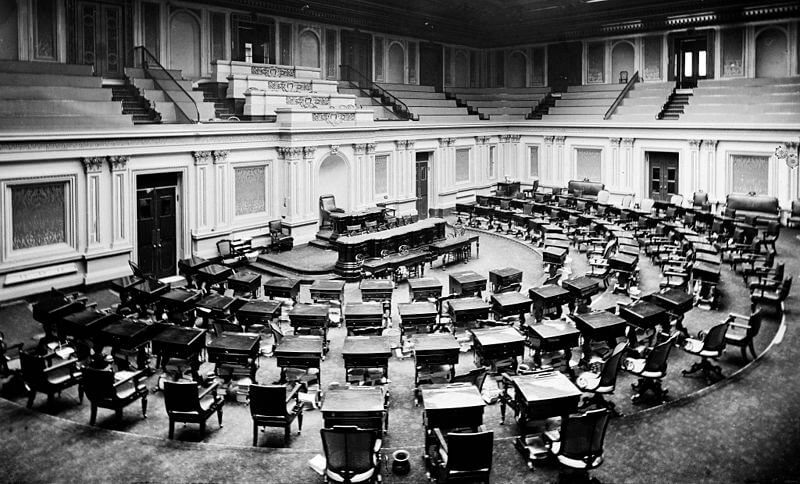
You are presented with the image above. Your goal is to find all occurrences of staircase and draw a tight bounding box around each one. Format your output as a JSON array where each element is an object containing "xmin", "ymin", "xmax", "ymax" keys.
[
  {"xmin": 124, "ymin": 67, "xmax": 216, "ymax": 123},
  {"xmin": 527, "ymin": 92, "xmax": 560, "ymax": 119},
  {"xmin": 195, "ymin": 82, "xmax": 239, "ymax": 120},
  {"xmin": 105, "ymin": 82, "xmax": 161, "ymax": 124},
  {"xmin": 657, "ymin": 88, "xmax": 692, "ymax": 120},
  {"xmin": 337, "ymin": 81, "xmax": 404, "ymax": 121}
]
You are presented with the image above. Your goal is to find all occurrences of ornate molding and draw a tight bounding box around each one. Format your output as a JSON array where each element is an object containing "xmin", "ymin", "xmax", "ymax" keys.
[
  {"xmin": 107, "ymin": 155, "xmax": 129, "ymax": 171},
  {"xmin": 702, "ymin": 139, "xmax": 718, "ymax": 150},
  {"xmin": 329, "ymin": 144, "xmax": 340, "ymax": 155},
  {"xmin": 406, "ymin": 140, "xmax": 415, "ymax": 150},
  {"xmin": 267, "ymin": 80, "xmax": 313, "ymax": 92},
  {"xmin": 366, "ymin": 143, "xmax": 376, "ymax": 155},
  {"xmin": 193, "ymin": 151, "xmax": 213, "ymax": 165},
  {"xmin": 251, "ymin": 65, "xmax": 296, "ymax": 78},
  {"xmin": 438, "ymin": 137, "xmax": 455, "ymax": 147},
  {"xmin": 501, "ymin": 134, "xmax": 521, "ymax": 143},
  {"xmin": 213, "ymin": 150, "xmax": 229, "ymax": 164},
  {"xmin": 544, "ymin": 136, "xmax": 555, "ymax": 144},
  {"xmin": 277, "ymin": 147, "xmax": 303, "ymax": 161},
  {"xmin": 353, "ymin": 143, "xmax": 367, "ymax": 155},
  {"xmin": 302, "ymin": 146, "xmax": 316, "ymax": 159},
  {"xmin": 554, "ymin": 136, "xmax": 566, "ymax": 145},
  {"xmin": 286, "ymin": 95, "xmax": 331, "ymax": 109},
  {"xmin": 609, "ymin": 137, "xmax": 621, "ymax": 146},
  {"xmin": 311, "ymin": 112, "xmax": 355, "ymax": 124},
  {"xmin": 475, "ymin": 136, "xmax": 491, "ymax": 145},
  {"xmin": 82, "ymin": 157, "xmax": 104, "ymax": 174},
  {"xmin": 621, "ymin": 138, "xmax": 635, "ymax": 147},
  {"xmin": 688, "ymin": 139, "xmax": 702, "ymax": 149}
]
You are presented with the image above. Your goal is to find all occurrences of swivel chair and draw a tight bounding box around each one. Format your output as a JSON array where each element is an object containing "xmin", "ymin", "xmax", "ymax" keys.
[
  {"xmin": 543, "ymin": 408, "xmax": 610, "ymax": 481},
  {"xmin": 681, "ymin": 320, "xmax": 730, "ymax": 382},
  {"xmin": 249, "ymin": 383, "xmax": 304, "ymax": 446},
  {"xmin": 320, "ymin": 425, "xmax": 383, "ymax": 484},
  {"xmin": 575, "ymin": 342, "xmax": 627, "ymax": 416},
  {"xmin": 622, "ymin": 332, "xmax": 679, "ymax": 403},
  {"xmin": 427, "ymin": 429, "xmax": 494, "ymax": 483}
]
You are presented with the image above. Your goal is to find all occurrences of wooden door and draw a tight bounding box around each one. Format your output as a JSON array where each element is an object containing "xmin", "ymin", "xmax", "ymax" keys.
[
  {"xmin": 648, "ymin": 153, "xmax": 679, "ymax": 201},
  {"xmin": 233, "ymin": 17, "xmax": 274, "ymax": 64},
  {"xmin": 340, "ymin": 30, "xmax": 372, "ymax": 81},
  {"xmin": 416, "ymin": 161, "xmax": 429, "ymax": 219},
  {"xmin": 547, "ymin": 42, "xmax": 582, "ymax": 92},
  {"xmin": 76, "ymin": 1, "xmax": 124, "ymax": 77},
  {"xmin": 419, "ymin": 43, "xmax": 443, "ymax": 90},
  {"xmin": 676, "ymin": 37, "xmax": 708, "ymax": 88},
  {"xmin": 136, "ymin": 186, "xmax": 177, "ymax": 278}
]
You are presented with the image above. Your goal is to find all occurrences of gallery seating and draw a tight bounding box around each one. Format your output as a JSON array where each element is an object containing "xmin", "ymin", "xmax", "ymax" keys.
[{"xmin": 83, "ymin": 367, "xmax": 149, "ymax": 425}]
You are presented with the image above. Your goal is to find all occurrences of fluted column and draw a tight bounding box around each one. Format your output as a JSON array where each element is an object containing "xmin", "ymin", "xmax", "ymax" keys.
[
  {"xmin": 475, "ymin": 136, "xmax": 490, "ymax": 183},
  {"xmin": 621, "ymin": 138, "xmax": 634, "ymax": 190},
  {"xmin": 607, "ymin": 138, "xmax": 621, "ymax": 189},
  {"xmin": 394, "ymin": 141, "xmax": 406, "ymax": 200},
  {"xmin": 107, "ymin": 156, "xmax": 129, "ymax": 247},
  {"xmin": 543, "ymin": 136, "xmax": 555, "ymax": 184},
  {"xmin": 554, "ymin": 136, "xmax": 566, "ymax": 184},
  {"xmin": 701, "ymin": 139, "xmax": 717, "ymax": 199},
  {"xmin": 688, "ymin": 139, "xmax": 702, "ymax": 197},
  {"xmin": 192, "ymin": 151, "xmax": 212, "ymax": 230},
  {"xmin": 278, "ymin": 147, "xmax": 303, "ymax": 219},
  {"xmin": 212, "ymin": 150, "xmax": 229, "ymax": 227},
  {"xmin": 366, "ymin": 143, "xmax": 376, "ymax": 206},
  {"xmin": 404, "ymin": 141, "xmax": 416, "ymax": 199},
  {"xmin": 82, "ymin": 157, "xmax": 104, "ymax": 247},
  {"xmin": 352, "ymin": 143, "xmax": 367, "ymax": 209},
  {"xmin": 438, "ymin": 138, "xmax": 455, "ymax": 191},
  {"xmin": 302, "ymin": 147, "xmax": 316, "ymax": 217}
]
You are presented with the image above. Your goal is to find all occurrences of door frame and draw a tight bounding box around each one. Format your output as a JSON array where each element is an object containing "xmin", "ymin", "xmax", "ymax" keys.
[
  {"xmin": 415, "ymin": 152, "xmax": 433, "ymax": 219},
  {"xmin": 668, "ymin": 31, "xmax": 713, "ymax": 88},
  {"xmin": 67, "ymin": 0, "xmax": 132, "ymax": 76},
  {"xmin": 132, "ymin": 169, "xmax": 187, "ymax": 277},
  {"xmin": 645, "ymin": 151, "xmax": 680, "ymax": 201}
]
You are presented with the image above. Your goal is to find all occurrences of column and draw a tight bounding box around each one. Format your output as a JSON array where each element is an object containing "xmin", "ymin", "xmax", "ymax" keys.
[
  {"xmin": 278, "ymin": 147, "xmax": 303, "ymax": 219},
  {"xmin": 508, "ymin": 134, "xmax": 522, "ymax": 180},
  {"xmin": 405, "ymin": 140, "xmax": 416, "ymax": 199},
  {"xmin": 438, "ymin": 138, "xmax": 454, "ymax": 193},
  {"xmin": 107, "ymin": 155, "xmax": 129, "ymax": 247},
  {"xmin": 82, "ymin": 157, "xmax": 104, "ymax": 248},
  {"xmin": 554, "ymin": 136, "xmax": 566, "ymax": 184},
  {"xmin": 353, "ymin": 143, "xmax": 367, "ymax": 208},
  {"xmin": 621, "ymin": 138, "xmax": 634, "ymax": 191},
  {"xmin": 213, "ymin": 150, "xmax": 229, "ymax": 227},
  {"xmin": 302, "ymin": 147, "xmax": 316, "ymax": 217},
  {"xmin": 394, "ymin": 141, "xmax": 406, "ymax": 200},
  {"xmin": 192, "ymin": 151, "xmax": 213, "ymax": 230},
  {"xmin": 366, "ymin": 143, "xmax": 376, "ymax": 206},
  {"xmin": 688, "ymin": 139, "xmax": 702, "ymax": 197},
  {"xmin": 475, "ymin": 136, "xmax": 490, "ymax": 183},
  {"xmin": 543, "ymin": 136, "xmax": 555, "ymax": 184},
  {"xmin": 701, "ymin": 139, "xmax": 717, "ymax": 198},
  {"xmin": 608, "ymin": 138, "xmax": 621, "ymax": 189}
]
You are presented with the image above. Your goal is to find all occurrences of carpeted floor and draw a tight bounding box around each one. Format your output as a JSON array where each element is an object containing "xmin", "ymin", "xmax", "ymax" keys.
[
  {"xmin": 1, "ymin": 224, "xmax": 798, "ymax": 483},
  {"xmin": 257, "ymin": 244, "xmax": 338, "ymax": 273}
]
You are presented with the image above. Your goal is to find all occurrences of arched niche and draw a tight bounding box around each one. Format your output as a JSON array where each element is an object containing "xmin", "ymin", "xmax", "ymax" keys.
[
  {"xmin": 318, "ymin": 154, "xmax": 350, "ymax": 211},
  {"xmin": 169, "ymin": 10, "xmax": 201, "ymax": 79},
  {"xmin": 454, "ymin": 51, "xmax": 469, "ymax": 87},
  {"xmin": 611, "ymin": 41, "xmax": 635, "ymax": 83},
  {"xmin": 387, "ymin": 42, "xmax": 405, "ymax": 83},
  {"xmin": 755, "ymin": 27, "xmax": 788, "ymax": 78},
  {"xmin": 298, "ymin": 30, "xmax": 320, "ymax": 68},
  {"xmin": 507, "ymin": 51, "xmax": 527, "ymax": 87}
]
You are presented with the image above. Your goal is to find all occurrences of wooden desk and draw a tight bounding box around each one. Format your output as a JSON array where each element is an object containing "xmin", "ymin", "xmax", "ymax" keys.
[
  {"xmin": 398, "ymin": 302, "xmax": 438, "ymax": 340},
  {"xmin": 490, "ymin": 292, "xmax": 532, "ymax": 321},
  {"xmin": 343, "ymin": 302, "xmax": 385, "ymax": 335},
  {"xmin": 273, "ymin": 335, "xmax": 324, "ymax": 385},
  {"xmin": 647, "ymin": 288, "xmax": 694, "ymax": 334},
  {"xmin": 226, "ymin": 271, "xmax": 261, "ymax": 298},
  {"xmin": 263, "ymin": 277, "xmax": 301, "ymax": 300},
  {"xmin": 151, "ymin": 324, "xmax": 206, "ymax": 381},
  {"xmin": 429, "ymin": 234, "xmax": 480, "ymax": 267},
  {"xmin": 449, "ymin": 270, "xmax": 487, "ymax": 296},
  {"xmin": 158, "ymin": 288, "xmax": 202, "ymax": 324},
  {"xmin": 195, "ymin": 264, "xmax": 233, "ymax": 291},
  {"xmin": 362, "ymin": 250, "xmax": 428, "ymax": 281},
  {"xmin": 420, "ymin": 383, "xmax": 485, "ymax": 441},
  {"xmin": 128, "ymin": 279, "xmax": 170, "ymax": 307},
  {"xmin": 500, "ymin": 371, "xmax": 581, "ymax": 442},
  {"xmin": 309, "ymin": 280, "xmax": 345, "ymax": 304},
  {"xmin": 694, "ymin": 252, "xmax": 722, "ymax": 265},
  {"xmin": 235, "ymin": 299, "xmax": 282, "ymax": 328},
  {"xmin": 528, "ymin": 285, "xmax": 571, "ymax": 321},
  {"xmin": 413, "ymin": 333, "xmax": 460, "ymax": 385},
  {"xmin": 342, "ymin": 335, "xmax": 393, "ymax": 384},
  {"xmin": 59, "ymin": 309, "xmax": 121, "ymax": 341},
  {"xmin": 489, "ymin": 267, "xmax": 523, "ymax": 292},
  {"xmin": 288, "ymin": 304, "xmax": 330, "ymax": 354},
  {"xmin": 329, "ymin": 207, "xmax": 386, "ymax": 235},
  {"xmin": 359, "ymin": 279, "xmax": 395, "ymax": 302},
  {"xmin": 408, "ymin": 277, "xmax": 443, "ymax": 301},
  {"xmin": 110, "ymin": 275, "xmax": 145, "ymax": 303},
  {"xmin": 521, "ymin": 319, "xmax": 580, "ymax": 371},
  {"xmin": 206, "ymin": 332, "xmax": 260, "ymax": 380},
  {"xmin": 196, "ymin": 293, "xmax": 240, "ymax": 326},
  {"xmin": 542, "ymin": 246, "xmax": 568, "ymax": 267},
  {"xmin": 178, "ymin": 256, "xmax": 210, "ymax": 288},
  {"xmin": 447, "ymin": 297, "xmax": 491, "ymax": 328},
  {"xmin": 571, "ymin": 311, "xmax": 628, "ymax": 360},
  {"xmin": 95, "ymin": 318, "xmax": 160, "ymax": 371},
  {"xmin": 619, "ymin": 300, "xmax": 669, "ymax": 330},
  {"xmin": 692, "ymin": 262, "xmax": 721, "ymax": 282},
  {"xmin": 561, "ymin": 276, "xmax": 601, "ymax": 314},
  {"xmin": 322, "ymin": 387, "xmax": 387, "ymax": 433},
  {"xmin": 470, "ymin": 326, "xmax": 525, "ymax": 373}
]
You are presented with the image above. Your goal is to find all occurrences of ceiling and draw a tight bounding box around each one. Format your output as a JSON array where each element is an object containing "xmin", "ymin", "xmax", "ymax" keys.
[{"xmin": 225, "ymin": 0, "xmax": 798, "ymax": 47}]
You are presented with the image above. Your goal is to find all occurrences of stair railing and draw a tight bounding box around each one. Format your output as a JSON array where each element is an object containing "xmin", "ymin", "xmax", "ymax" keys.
[
  {"xmin": 340, "ymin": 64, "xmax": 416, "ymax": 120},
  {"xmin": 133, "ymin": 46, "xmax": 200, "ymax": 123},
  {"xmin": 604, "ymin": 71, "xmax": 639, "ymax": 120}
]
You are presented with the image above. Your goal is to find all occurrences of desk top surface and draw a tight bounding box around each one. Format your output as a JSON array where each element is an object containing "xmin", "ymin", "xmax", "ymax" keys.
[
  {"xmin": 449, "ymin": 271, "xmax": 486, "ymax": 284},
  {"xmin": 197, "ymin": 264, "xmax": 233, "ymax": 277},
  {"xmin": 263, "ymin": 277, "xmax": 301, "ymax": 289},
  {"xmin": 322, "ymin": 387, "xmax": 385, "ymax": 412},
  {"xmin": 413, "ymin": 333, "xmax": 461, "ymax": 352},
  {"xmin": 62, "ymin": 308, "xmax": 110, "ymax": 326},
  {"xmin": 529, "ymin": 285, "xmax": 570, "ymax": 300},
  {"xmin": 336, "ymin": 218, "xmax": 445, "ymax": 244},
  {"xmin": 561, "ymin": 276, "xmax": 601, "ymax": 293},
  {"xmin": 397, "ymin": 302, "xmax": 438, "ymax": 317},
  {"xmin": 359, "ymin": 279, "xmax": 395, "ymax": 290},
  {"xmin": 491, "ymin": 292, "xmax": 532, "ymax": 307},
  {"xmin": 274, "ymin": 335, "xmax": 324, "ymax": 355},
  {"xmin": 207, "ymin": 332, "xmax": 260, "ymax": 352},
  {"xmin": 430, "ymin": 234, "xmax": 479, "ymax": 250},
  {"xmin": 197, "ymin": 294, "xmax": 237, "ymax": 311},
  {"xmin": 523, "ymin": 320, "xmax": 581, "ymax": 339},
  {"xmin": 448, "ymin": 297, "xmax": 491, "ymax": 312},
  {"xmin": 470, "ymin": 327, "xmax": 525, "ymax": 346},
  {"xmin": 160, "ymin": 288, "xmax": 201, "ymax": 304},
  {"xmin": 344, "ymin": 303, "xmax": 384, "ymax": 316},
  {"xmin": 310, "ymin": 280, "xmax": 345, "ymax": 291},
  {"xmin": 408, "ymin": 278, "xmax": 443, "ymax": 290},
  {"xmin": 289, "ymin": 304, "xmax": 330, "ymax": 317},
  {"xmin": 227, "ymin": 271, "xmax": 261, "ymax": 283},
  {"xmin": 152, "ymin": 325, "xmax": 206, "ymax": 346},
  {"xmin": 178, "ymin": 255, "xmax": 209, "ymax": 271},
  {"xmin": 236, "ymin": 299, "xmax": 282, "ymax": 315},
  {"xmin": 509, "ymin": 371, "xmax": 582, "ymax": 403},
  {"xmin": 609, "ymin": 253, "xmax": 638, "ymax": 266},
  {"xmin": 98, "ymin": 319, "xmax": 152, "ymax": 338},
  {"xmin": 421, "ymin": 384, "xmax": 485, "ymax": 411},
  {"xmin": 330, "ymin": 207, "xmax": 385, "ymax": 219},
  {"xmin": 342, "ymin": 335, "xmax": 394, "ymax": 356},
  {"xmin": 572, "ymin": 311, "xmax": 627, "ymax": 330},
  {"xmin": 620, "ymin": 300, "xmax": 668, "ymax": 321},
  {"xmin": 650, "ymin": 288, "xmax": 693, "ymax": 309},
  {"xmin": 490, "ymin": 267, "xmax": 522, "ymax": 278}
]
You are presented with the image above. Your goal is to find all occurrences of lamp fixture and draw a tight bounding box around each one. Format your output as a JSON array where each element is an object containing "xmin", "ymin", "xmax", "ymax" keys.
[{"xmin": 775, "ymin": 141, "xmax": 799, "ymax": 168}]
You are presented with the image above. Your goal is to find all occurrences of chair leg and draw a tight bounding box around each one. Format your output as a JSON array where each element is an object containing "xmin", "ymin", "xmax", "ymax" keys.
[
  {"xmin": 78, "ymin": 384, "xmax": 84, "ymax": 404},
  {"xmin": 26, "ymin": 390, "xmax": 36, "ymax": 409},
  {"xmin": 168, "ymin": 419, "xmax": 175, "ymax": 439},
  {"xmin": 90, "ymin": 405, "xmax": 98, "ymax": 425},
  {"xmin": 298, "ymin": 413, "xmax": 304, "ymax": 434},
  {"xmin": 217, "ymin": 407, "xmax": 224, "ymax": 427},
  {"xmin": 749, "ymin": 342, "xmax": 757, "ymax": 360},
  {"xmin": 284, "ymin": 426, "xmax": 290, "ymax": 443},
  {"xmin": 116, "ymin": 408, "xmax": 123, "ymax": 421},
  {"xmin": 200, "ymin": 421, "xmax": 206, "ymax": 438},
  {"xmin": 252, "ymin": 424, "xmax": 259, "ymax": 447},
  {"xmin": 141, "ymin": 395, "xmax": 148, "ymax": 418},
  {"xmin": 741, "ymin": 345, "xmax": 750, "ymax": 363}
]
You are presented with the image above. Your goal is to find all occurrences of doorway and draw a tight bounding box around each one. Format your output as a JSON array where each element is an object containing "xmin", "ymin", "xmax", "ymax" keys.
[
  {"xmin": 340, "ymin": 30, "xmax": 372, "ymax": 81},
  {"xmin": 419, "ymin": 43, "xmax": 443, "ymax": 90},
  {"xmin": 416, "ymin": 152, "xmax": 431, "ymax": 219},
  {"xmin": 547, "ymin": 42, "xmax": 582, "ymax": 92},
  {"xmin": 136, "ymin": 173, "xmax": 178, "ymax": 278},
  {"xmin": 233, "ymin": 17, "xmax": 274, "ymax": 64},
  {"xmin": 675, "ymin": 36, "xmax": 708, "ymax": 88},
  {"xmin": 75, "ymin": 1, "xmax": 125, "ymax": 77},
  {"xmin": 647, "ymin": 152, "xmax": 679, "ymax": 201},
  {"xmin": 318, "ymin": 154, "xmax": 350, "ymax": 211}
]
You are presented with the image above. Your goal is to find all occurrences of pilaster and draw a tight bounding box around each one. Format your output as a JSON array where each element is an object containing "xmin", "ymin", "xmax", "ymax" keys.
[
  {"xmin": 688, "ymin": 139, "xmax": 702, "ymax": 196},
  {"xmin": 621, "ymin": 138, "xmax": 634, "ymax": 190},
  {"xmin": 82, "ymin": 157, "xmax": 104, "ymax": 247},
  {"xmin": 701, "ymin": 139, "xmax": 717, "ymax": 198},
  {"xmin": 107, "ymin": 155, "xmax": 129, "ymax": 247},
  {"xmin": 212, "ymin": 150, "xmax": 229, "ymax": 227},
  {"xmin": 554, "ymin": 136, "xmax": 566, "ymax": 184},
  {"xmin": 193, "ymin": 151, "xmax": 212, "ymax": 230},
  {"xmin": 543, "ymin": 136, "xmax": 555, "ymax": 184}
]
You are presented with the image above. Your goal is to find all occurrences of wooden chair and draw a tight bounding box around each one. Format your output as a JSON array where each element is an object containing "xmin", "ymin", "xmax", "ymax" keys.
[
  {"xmin": 543, "ymin": 408, "xmax": 610, "ymax": 478},
  {"xmin": 622, "ymin": 332, "xmax": 679, "ymax": 403},
  {"xmin": 163, "ymin": 380, "xmax": 225, "ymax": 439},
  {"xmin": 249, "ymin": 383, "xmax": 304, "ymax": 446},
  {"xmin": 319, "ymin": 194, "xmax": 345, "ymax": 230},
  {"xmin": 575, "ymin": 342, "xmax": 627, "ymax": 416},
  {"xmin": 724, "ymin": 311, "xmax": 763, "ymax": 362},
  {"xmin": 787, "ymin": 200, "xmax": 800, "ymax": 227},
  {"xmin": 269, "ymin": 220, "xmax": 294, "ymax": 252},
  {"xmin": 321, "ymin": 425, "xmax": 383, "ymax": 484},
  {"xmin": 427, "ymin": 429, "xmax": 494, "ymax": 483},
  {"xmin": 0, "ymin": 331, "xmax": 23, "ymax": 377},
  {"xmin": 83, "ymin": 367, "xmax": 148, "ymax": 425},
  {"xmin": 750, "ymin": 276, "xmax": 792, "ymax": 314},
  {"xmin": 681, "ymin": 320, "xmax": 730, "ymax": 382},
  {"xmin": 20, "ymin": 350, "xmax": 84, "ymax": 409}
]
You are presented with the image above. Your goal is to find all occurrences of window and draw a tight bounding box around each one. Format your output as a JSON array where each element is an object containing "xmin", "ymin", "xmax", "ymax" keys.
[
  {"xmin": 234, "ymin": 165, "xmax": 267, "ymax": 216},
  {"xmin": 684, "ymin": 52, "xmax": 693, "ymax": 77},
  {"xmin": 455, "ymin": 148, "xmax": 471, "ymax": 183},
  {"xmin": 698, "ymin": 50, "xmax": 707, "ymax": 77},
  {"xmin": 730, "ymin": 155, "xmax": 769, "ymax": 195},
  {"xmin": 374, "ymin": 155, "xmax": 388, "ymax": 194},
  {"xmin": 531, "ymin": 47, "xmax": 545, "ymax": 85},
  {"xmin": 488, "ymin": 146, "xmax": 496, "ymax": 179},
  {"xmin": 529, "ymin": 146, "xmax": 539, "ymax": 178},
  {"xmin": 575, "ymin": 148, "xmax": 602, "ymax": 181},
  {"xmin": 210, "ymin": 12, "xmax": 226, "ymax": 66}
]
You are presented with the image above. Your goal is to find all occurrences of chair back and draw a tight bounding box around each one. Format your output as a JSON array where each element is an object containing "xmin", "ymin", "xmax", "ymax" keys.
[
  {"xmin": 163, "ymin": 380, "xmax": 201, "ymax": 414},
  {"xmin": 321, "ymin": 426, "xmax": 378, "ymax": 481},
  {"xmin": 779, "ymin": 276, "xmax": 793, "ymax": 299},
  {"xmin": 500, "ymin": 200, "xmax": 510, "ymax": 210},
  {"xmin": 20, "ymin": 351, "xmax": 47, "ymax": 385},
  {"xmin": 558, "ymin": 409, "xmax": 610, "ymax": 466},
  {"xmin": 640, "ymin": 198, "xmax": 655, "ymax": 212},
  {"xmin": 669, "ymin": 194, "xmax": 684, "ymax": 206},
  {"xmin": 746, "ymin": 310, "xmax": 764, "ymax": 338},
  {"xmin": 320, "ymin": 194, "xmax": 337, "ymax": 212},
  {"xmin": 598, "ymin": 342, "xmax": 627, "ymax": 389},
  {"xmin": 129, "ymin": 260, "xmax": 146, "ymax": 278},
  {"xmin": 620, "ymin": 195, "xmax": 633, "ymax": 209},
  {"xmin": 445, "ymin": 430, "xmax": 494, "ymax": 475},
  {"xmin": 83, "ymin": 367, "xmax": 117, "ymax": 402},
  {"xmin": 597, "ymin": 190, "xmax": 610, "ymax": 204},
  {"xmin": 643, "ymin": 333, "xmax": 678, "ymax": 375},
  {"xmin": 773, "ymin": 263, "xmax": 785, "ymax": 281},
  {"xmin": 216, "ymin": 239, "xmax": 232, "ymax": 257},
  {"xmin": 269, "ymin": 220, "xmax": 283, "ymax": 235},
  {"xmin": 693, "ymin": 191, "xmax": 709, "ymax": 207},
  {"xmin": 213, "ymin": 320, "xmax": 243, "ymax": 336},
  {"xmin": 451, "ymin": 367, "xmax": 488, "ymax": 391},
  {"xmin": 702, "ymin": 321, "xmax": 729, "ymax": 353},
  {"xmin": 249, "ymin": 384, "xmax": 288, "ymax": 419}
]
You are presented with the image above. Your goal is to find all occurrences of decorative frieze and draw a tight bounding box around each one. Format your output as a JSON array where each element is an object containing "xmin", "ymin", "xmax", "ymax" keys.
[
  {"xmin": 251, "ymin": 65, "xmax": 296, "ymax": 77},
  {"xmin": 82, "ymin": 157, "xmax": 104, "ymax": 173},
  {"xmin": 267, "ymin": 80, "xmax": 313, "ymax": 92},
  {"xmin": 107, "ymin": 155, "xmax": 129, "ymax": 171},
  {"xmin": 277, "ymin": 147, "xmax": 303, "ymax": 160},
  {"xmin": 311, "ymin": 112, "xmax": 355, "ymax": 124},
  {"xmin": 286, "ymin": 95, "xmax": 330, "ymax": 109}
]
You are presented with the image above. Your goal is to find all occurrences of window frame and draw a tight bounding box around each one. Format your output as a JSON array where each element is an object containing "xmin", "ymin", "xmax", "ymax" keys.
[
  {"xmin": 374, "ymin": 153, "xmax": 390, "ymax": 197},
  {"xmin": 573, "ymin": 146, "xmax": 604, "ymax": 182},
  {"xmin": 232, "ymin": 161, "xmax": 270, "ymax": 222},
  {"xmin": 455, "ymin": 147, "xmax": 472, "ymax": 185}
]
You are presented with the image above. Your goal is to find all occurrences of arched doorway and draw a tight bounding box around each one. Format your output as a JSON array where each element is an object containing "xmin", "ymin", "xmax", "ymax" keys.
[
  {"xmin": 507, "ymin": 51, "xmax": 526, "ymax": 87},
  {"xmin": 318, "ymin": 154, "xmax": 350, "ymax": 212},
  {"xmin": 611, "ymin": 42, "xmax": 635, "ymax": 83},
  {"xmin": 755, "ymin": 28, "xmax": 788, "ymax": 78},
  {"xmin": 169, "ymin": 11, "xmax": 201, "ymax": 79},
  {"xmin": 387, "ymin": 43, "xmax": 405, "ymax": 83},
  {"xmin": 298, "ymin": 30, "xmax": 320, "ymax": 68}
]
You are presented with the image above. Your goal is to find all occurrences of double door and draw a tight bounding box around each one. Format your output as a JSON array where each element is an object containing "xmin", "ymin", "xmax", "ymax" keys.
[
  {"xmin": 416, "ymin": 153, "xmax": 430, "ymax": 219},
  {"xmin": 75, "ymin": 1, "xmax": 124, "ymax": 77},
  {"xmin": 648, "ymin": 152, "xmax": 679, "ymax": 201},
  {"xmin": 675, "ymin": 37, "xmax": 708, "ymax": 88},
  {"xmin": 136, "ymin": 186, "xmax": 177, "ymax": 278}
]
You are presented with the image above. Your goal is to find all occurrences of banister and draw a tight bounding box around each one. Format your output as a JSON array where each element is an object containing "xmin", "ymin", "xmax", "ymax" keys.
[
  {"xmin": 604, "ymin": 71, "xmax": 639, "ymax": 120},
  {"xmin": 133, "ymin": 46, "xmax": 201, "ymax": 123},
  {"xmin": 340, "ymin": 64, "xmax": 416, "ymax": 120}
]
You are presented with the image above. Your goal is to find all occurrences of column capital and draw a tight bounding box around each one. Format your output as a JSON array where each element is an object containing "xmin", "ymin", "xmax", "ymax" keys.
[
  {"xmin": 544, "ymin": 136, "xmax": 555, "ymax": 144},
  {"xmin": 353, "ymin": 143, "xmax": 367, "ymax": 155},
  {"xmin": 609, "ymin": 137, "xmax": 621, "ymax": 146},
  {"xmin": 82, "ymin": 157, "xmax": 105, "ymax": 174},
  {"xmin": 366, "ymin": 143, "xmax": 376, "ymax": 154},
  {"xmin": 302, "ymin": 146, "xmax": 316, "ymax": 159},
  {"xmin": 621, "ymin": 138, "xmax": 634, "ymax": 147},
  {"xmin": 395, "ymin": 140, "xmax": 407, "ymax": 150},
  {"xmin": 406, "ymin": 140, "xmax": 416, "ymax": 149},
  {"xmin": 213, "ymin": 150, "xmax": 229, "ymax": 164},
  {"xmin": 193, "ymin": 151, "xmax": 212, "ymax": 165},
  {"xmin": 507, "ymin": 134, "xmax": 521, "ymax": 143},
  {"xmin": 554, "ymin": 136, "xmax": 566, "ymax": 145},
  {"xmin": 702, "ymin": 139, "xmax": 718, "ymax": 150},
  {"xmin": 108, "ymin": 155, "xmax": 129, "ymax": 171},
  {"xmin": 475, "ymin": 136, "xmax": 491, "ymax": 145},
  {"xmin": 688, "ymin": 139, "xmax": 702, "ymax": 149},
  {"xmin": 277, "ymin": 147, "xmax": 302, "ymax": 160},
  {"xmin": 329, "ymin": 144, "xmax": 340, "ymax": 155},
  {"xmin": 438, "ymin": 137, "xmax": 455, "ymax": 147}
]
